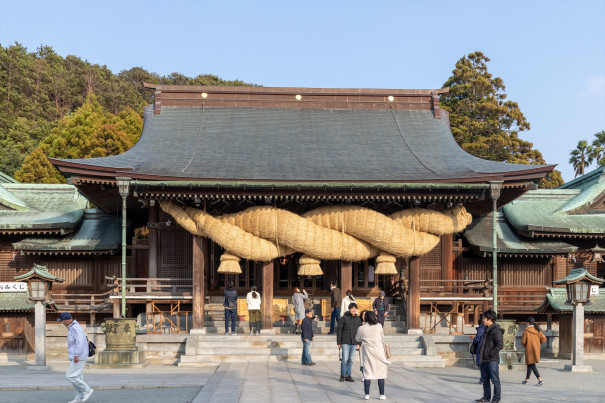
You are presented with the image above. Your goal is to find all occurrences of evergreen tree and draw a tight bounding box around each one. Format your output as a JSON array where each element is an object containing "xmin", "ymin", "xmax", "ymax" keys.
[
  {"xmin": 569, "ymin": 140, "xmax": 594, "ymax": 177},
  {"xmin": 440, "ymin": 51, "xmax": 564, "ymax": 188}
]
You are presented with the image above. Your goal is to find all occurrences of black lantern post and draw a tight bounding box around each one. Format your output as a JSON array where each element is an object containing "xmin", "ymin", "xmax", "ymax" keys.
[{"xmin": 554, "ymin": 268, "xmax": 604, "ymax": 372}]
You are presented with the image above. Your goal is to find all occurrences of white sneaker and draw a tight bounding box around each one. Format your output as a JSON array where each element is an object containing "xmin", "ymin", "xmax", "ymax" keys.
[
  {"xmin": 363, "ymin": 395, "xmax": 370, "ymax": 400},
  {"xmin": 82, "ymin": 389, "xmax": 94, "ymax": 402},
  {"xmin": 379, "ymin": 395, "xmax": 386, "ymax": 400}
]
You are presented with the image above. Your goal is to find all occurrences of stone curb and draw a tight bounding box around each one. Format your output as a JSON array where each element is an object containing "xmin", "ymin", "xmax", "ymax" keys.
[{"xmin": 0, "ymin": 384, "xmax": 202, "ymax": 391}]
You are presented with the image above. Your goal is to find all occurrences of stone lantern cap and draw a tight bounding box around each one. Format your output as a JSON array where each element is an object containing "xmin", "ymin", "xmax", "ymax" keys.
[
  {"xmin": 553, "ymin": 267, "xmax": 604, "ymax": 285},
  {"xmin": 14, "ymin": 263, "xmax": 65, "ymax": 283}
]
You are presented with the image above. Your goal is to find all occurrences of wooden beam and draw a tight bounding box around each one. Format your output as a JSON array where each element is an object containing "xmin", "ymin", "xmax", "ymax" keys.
[
  {"xmin": 262, "ymin": 261, "xmax": 275, "ymax": 333},
  {"xmin": 341, "ymin": 261, "xmax": 353, "ymax": 295},
  {"xmin": 149, "ymin": 204, "xmax": 158, "ymax": 278},
  {"xmin": 192, "ymin": 235, "xmax": 206, "ymax": 332},
  {"xmin": 407, "ymin": 256, "xmax": 421, "ymax": 331}
]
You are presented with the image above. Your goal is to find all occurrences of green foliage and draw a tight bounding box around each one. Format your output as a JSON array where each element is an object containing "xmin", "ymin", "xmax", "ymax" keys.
[
  {"xmin": 0, "ymin": 42, "xmax": 254, "ymax": 179},
  {"xmin": 440, "ymin": 51, "xmax": 564, "ymax": 188},
  {"xmin": 569, "ymin": 140, "xmax": 594, "ymax": 178},
  {"xmin": 590, "ymin": 130, "xmax": 605, "ymax": 167},
  {"xmin": 14, "ymin": 93, "xmax": 143, "ymax": 183}
]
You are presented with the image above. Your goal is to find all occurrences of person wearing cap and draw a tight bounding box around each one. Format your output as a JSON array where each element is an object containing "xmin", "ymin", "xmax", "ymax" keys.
[
  {"xmin": 372, "ymin": 291, "xmax": 389, "ymax": 327},
  {"xmin": 58, "ymin": 312, "xmax": 93, "ymax": 403},
  {"xmin": 300, "ymin": 308, "xmax": 315, "ymax": 365}
]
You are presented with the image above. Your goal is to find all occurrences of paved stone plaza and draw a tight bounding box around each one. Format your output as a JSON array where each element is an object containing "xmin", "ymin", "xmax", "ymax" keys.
[{"xmin": 0, "ymin": 358, "xmax": 603, "ymax": 402}]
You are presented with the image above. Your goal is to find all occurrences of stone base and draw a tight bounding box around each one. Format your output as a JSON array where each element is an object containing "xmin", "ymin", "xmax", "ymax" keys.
[
  {"xmin": 499, "ymin": 350, "xmax": 525, "ymax": 371},
  {"xmin": 90, "ymin": 349, "xmax": 147, "ymax": 369},
  {"xmin": 405, "ymin": 329, "xmax": 423, "ymax": 335},
  {"xmin": 190, "ymin": 328, "xmax": 207, "ymax": 335},
  {"xmin": 260, "ymin": 329, "xmax": 276, "ymax": 335},
  {"xmin": 564, "ymin": 364, "xmax": 593, "ymax": 373},
  {"xmin": 26, "ymin": 365, "xmax": 51, "ymax": 371}
]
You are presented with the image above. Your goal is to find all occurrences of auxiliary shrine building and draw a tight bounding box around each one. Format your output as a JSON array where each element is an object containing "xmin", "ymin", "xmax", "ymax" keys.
[{"xmin": 45, "ymin": 84, "xmax": 556, "ymax": 337}]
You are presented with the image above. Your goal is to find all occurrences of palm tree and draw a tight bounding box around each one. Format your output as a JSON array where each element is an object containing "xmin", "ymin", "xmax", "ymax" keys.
[
  {"xmin": 569, "ymin": 140, "xmax": 594, "ymax": 177},
  {"xmin": 590, "ymin": 130, "xmax": 605, "ymax": 167}
]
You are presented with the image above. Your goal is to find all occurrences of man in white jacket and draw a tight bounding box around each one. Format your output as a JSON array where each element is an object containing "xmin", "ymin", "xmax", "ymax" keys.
[{"xmin": 58, "ymin": 312, "xmax": 93, "ymax": 403}]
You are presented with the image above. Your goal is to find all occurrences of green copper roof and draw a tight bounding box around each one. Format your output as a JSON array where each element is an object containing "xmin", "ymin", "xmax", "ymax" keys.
[
  {"xmin": 12, "ymin": 209, "xmax": 120, "ymax": 253},
  {"xmin": 0, "ymin": 172, "xmax": 19, "ymax": 184},
  {"xmin": 0, "ymin": 292, "xmax": 35, "ymax": 312},
  {"xmin": 503, "ymin": 188, "xmax": 605, "ymax": 236},
  {"xmin": 553, "ymin": 268, "xmax": 605, "ymax": 285},
  {"xmin": 555, "ymin": 167, "xmax": 605, "ymax": 214},
  {"xmin": 14, "ymin": 263, "xmax": 65, "ymax": 282},
  {"xmin": 536, "ymin": 288, "xmax": 605, "ymax": 313},
  {"xmin": 0, "ymin": 184, "xmax": 87, "ymax": 230},
  {"xmin": 463, "ymin": 211, "xmax": 577, "ymax": 256}
]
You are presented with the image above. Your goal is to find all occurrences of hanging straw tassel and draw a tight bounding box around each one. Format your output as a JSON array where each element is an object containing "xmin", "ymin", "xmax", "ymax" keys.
[
  {"xmin": 217, "ymin": 253, "xmax": 242, "ymax": 274},
  {"xmin": 297, "ymin": 255, "xmax": 323, "ymax": 276},
  {"xmin": 375, "ymin": 254, "xmax": 397, "ymax": 275}
]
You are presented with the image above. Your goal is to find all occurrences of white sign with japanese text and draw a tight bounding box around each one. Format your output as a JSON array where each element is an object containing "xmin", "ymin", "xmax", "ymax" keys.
[
  {"xmin": 0, "ymin": 282, "xmax": 27, "ymax": 292},
  {"xmin": 590, "ymin": 285, "xmax": 600, "ymax": 295}
]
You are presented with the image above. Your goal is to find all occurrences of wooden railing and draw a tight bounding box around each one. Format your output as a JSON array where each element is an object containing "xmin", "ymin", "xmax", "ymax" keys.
[
  {"xmin": 497, "ymin": 287, "xmax": 549, "ymax": 312},
  {"xmin": 106, "ymin": 277, "xmax": 193, "ymax": 296},
  {"xmin": 53, "ymin": 290, "xmax": 113, "ymax": 312},
  {"xmin": 420, "ymin": 279, "xmax": 492, "ymax": 298}
]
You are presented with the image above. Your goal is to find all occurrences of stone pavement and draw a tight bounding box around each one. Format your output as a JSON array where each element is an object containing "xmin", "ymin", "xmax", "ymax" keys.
[
  {"xmin": 418, "ymin": 359, "xmax": 605, "ymax": 403},
  {"xmin": 193, "ymin": 361, "xmax": 476, "ymax": 402}
]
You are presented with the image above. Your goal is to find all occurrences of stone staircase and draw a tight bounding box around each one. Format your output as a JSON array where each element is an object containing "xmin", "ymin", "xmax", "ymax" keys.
[
  {"xmin": 202, "ymin": 299, "xmax": 407, "ymax": 335},
  {"xmin": 178, "ymin": 334, "xmax": 444, "ymax": 368}
]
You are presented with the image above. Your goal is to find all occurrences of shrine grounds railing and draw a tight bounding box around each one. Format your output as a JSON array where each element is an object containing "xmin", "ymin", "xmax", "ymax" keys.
[
  {"xmin": 106, "ymin": 277, "xmax": 193, "ymax": 297},
  {"xmin": 53, "ymin": 290, "xmax": 114, "ymax": 312}
]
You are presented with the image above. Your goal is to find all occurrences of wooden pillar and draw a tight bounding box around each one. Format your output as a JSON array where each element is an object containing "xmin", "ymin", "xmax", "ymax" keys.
[
  {"xmin": 149, "ymin": 204, "xmax": 159, "ymax": 278},
  {"xmin": 441, "ymin": 234, "xmax": 453, "ymax": 286},
  {"xmin": 341, "ymin": 261, "xmax": 352, "ymax": 294},
  {"xmin": 407, "ymin": 256, "xmax": 421, "ymax": 332},
  {"xmin": 113, "ymin": 300, "xmax": 120, "ymax": 318},
  {"xmin": 262, "ymin": 261, "xmax": 275, "ymax": 333},
  {"xmin": 191, "ymin": 235, "xmax": 207, "ymax": 333}
]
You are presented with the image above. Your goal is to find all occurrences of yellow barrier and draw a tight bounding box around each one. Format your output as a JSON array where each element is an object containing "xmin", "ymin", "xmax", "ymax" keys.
[
  {"xmin": 237, "ymin": 299, "xmax": 249, "ymax": 321},
  {"xmin": 273, "ymin": 298, "xmax": 289, "ymax": 322}
]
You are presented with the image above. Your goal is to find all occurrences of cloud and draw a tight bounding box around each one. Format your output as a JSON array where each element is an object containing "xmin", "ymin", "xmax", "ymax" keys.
[{"xmin": 587, "ymin": 76, "xmax": 605, "ymax": 95}]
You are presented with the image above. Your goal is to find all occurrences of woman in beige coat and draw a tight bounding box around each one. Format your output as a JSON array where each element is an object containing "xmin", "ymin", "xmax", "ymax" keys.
[
  {"xmin": 356, "ymin": 311, "xmax": 390, "ymax": 400},
  {"xmin": 521, "ymin": 316, "xmax": 547, "ymax": 386}
]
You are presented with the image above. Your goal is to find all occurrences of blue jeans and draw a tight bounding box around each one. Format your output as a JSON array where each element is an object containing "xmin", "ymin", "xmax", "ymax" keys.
[
  {"xmin": 480, "ymin": 361, "xmax": 501, "ymax": 400},
  {"xmin": 225, "ymin": 308, "xmax": 237, "ymax": 333},
  {"xmin": 301, "ymin": 338, "xmax": 312, "ymax": 364},
  {"xmin": 340, "ymin": 344, "xmax": 356, "ymax": 376},
  {"xmin": 330, "ymin": 307, "xmax": 341, "ymax": 333}
]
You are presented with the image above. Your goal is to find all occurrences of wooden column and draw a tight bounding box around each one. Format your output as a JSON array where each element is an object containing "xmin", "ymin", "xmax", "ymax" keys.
[
  {"xmin": 441, "ymin": 234, "xmax": 453, "ymax": 282},
  {"xmin": 341, "ymin": 261, "xmax": 353, "ymax": 294},
  {"xmin": 407, "ymin": 256, "xmax": 421, "ymax": 332},
  {"xmin": 149, "ymin": 204, "xmax": 159, "ymax": 278},
  {"xmin": 262, "ymin": 261, "xmax": 275, "ymax": 333},
  {"xmin": 191, "ymin": 235, "xmax": 207, "ymax": 333}
]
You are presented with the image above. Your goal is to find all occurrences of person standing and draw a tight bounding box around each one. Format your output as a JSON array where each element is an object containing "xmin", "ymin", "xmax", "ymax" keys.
[
  {"xmin": 246, "ymin": 285, "xmax": 262, "ymax": 336},
  {"xmin": 472, "ymin": 314, "xmax": 486, "ymax": 384},
  {"xmin": 521, "ymin": 317, "xmax": 547, "ymax": 386},
  {"xmin": 292, "ymin": 287, "xmax": 308, "ymax": 334},
  {"xmin": 329, "ymin": 281, "xmax": 342, "ymax": 334},
  {"xmin": 337, "ymin": 302, "xmax": 362, "ymax": 382},
  {"xmin": 340, "ymin": 290, "xmax": 356, "ymax": 318},
  {"xmin": 475, "ymin": 309, "xmax": 504, "ymax": 403},
  {"xmin": 355, "ymin": 311, "xmax": 389, "ymax": 400},
  {"xmin": 58, "ymin": 312, "xmax": 93, "ymax": 403},
  {"xmin": 372, "ymin": 291, "xmax": 389, "ymax": 327},
  {"xmin": 301, "ymin": 308, "xmax": 315, "ymax": 365},
  {"xmin": 224, "ymin": 281, "xmax": 238, "ymax": 335}
]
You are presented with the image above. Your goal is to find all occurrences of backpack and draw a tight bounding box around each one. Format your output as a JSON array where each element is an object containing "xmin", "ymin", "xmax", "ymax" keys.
[{"xmin": 87, "ymin": 337, "xmax": 96, "ymax": 357}]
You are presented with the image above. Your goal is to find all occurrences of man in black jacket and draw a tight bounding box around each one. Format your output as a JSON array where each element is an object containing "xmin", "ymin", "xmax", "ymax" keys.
[
  {"xmin": 337, "ymin": 302, "xmax": 362, "ymax": 382},
  {"xmin": 329, "ymin": 281, "xmax": 342, "ymax": 334},
  {"xmin": 223, "ymin": 281, "xmax": 238, "ymax": 335},
  {"xmin": 301, "ymin": 308, "xmax": 315, "ymax": 365},
  {"xmin": 476, "ymin": 309, "xmax": 504, "ymax": 403}
]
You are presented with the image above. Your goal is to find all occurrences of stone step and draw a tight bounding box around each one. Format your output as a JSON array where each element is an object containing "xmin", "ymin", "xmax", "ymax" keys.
[
  {"xmin": 202, "ymin": 320, "xmax": 405, "ymax": 327},
  {"xmin": 195, "ymin": 341, "xmax": 423, "ymax": 349},
  {"xmin": 193, "ymin": 346, "xmax": 424, "ymax": 355},
  {"xmin": 191, "ymin": 334, "xmax": 422, "ymax": 342}
]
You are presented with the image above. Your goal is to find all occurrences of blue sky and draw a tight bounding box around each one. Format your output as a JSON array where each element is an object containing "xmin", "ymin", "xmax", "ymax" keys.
[{"xmin": 1, "ymin": 0, "xmax": 604, "ymax": 183}]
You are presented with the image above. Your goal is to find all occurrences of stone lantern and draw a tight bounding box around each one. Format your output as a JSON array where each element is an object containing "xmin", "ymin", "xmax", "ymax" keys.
[
  {"xmin": 15, "ymin": 263, "xmax": 64, "ymax": 369},
  {"xmin": 554, "ymin": 268, "xmax": 604, "ymax": 372}
]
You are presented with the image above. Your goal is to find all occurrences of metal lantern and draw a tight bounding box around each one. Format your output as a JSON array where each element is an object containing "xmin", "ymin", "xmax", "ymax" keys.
[
  {"xmin": 555, "ymin": 267, "xmax": 604, "ymax": 306},
  {"xmin": 586, "ymin": 244, "xmax": 605, "ymax": 264},
  {"xmin": 116, "ymin": 177, "xmax": 130, "ymax": 197}
]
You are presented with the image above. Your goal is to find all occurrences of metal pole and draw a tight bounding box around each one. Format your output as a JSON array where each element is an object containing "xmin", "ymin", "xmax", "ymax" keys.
[
  {"xmin": 121, "ymin": 194, "xmax": 127, "ymax": 317},
  {"xmin": 489, "ymin": 181, "xmax": 503, "ymax": 314}
]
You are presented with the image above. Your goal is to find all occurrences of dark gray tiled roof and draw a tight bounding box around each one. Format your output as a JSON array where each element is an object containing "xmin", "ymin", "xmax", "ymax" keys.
[{"xmin": 56, "ymin": 106, "xmax": 552, "ymax": 182}]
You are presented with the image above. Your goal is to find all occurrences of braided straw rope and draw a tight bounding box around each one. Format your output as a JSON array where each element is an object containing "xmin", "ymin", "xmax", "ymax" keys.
[{"xmin": 159, "ymin": 201, "xmax": 472, "ymax": 275}]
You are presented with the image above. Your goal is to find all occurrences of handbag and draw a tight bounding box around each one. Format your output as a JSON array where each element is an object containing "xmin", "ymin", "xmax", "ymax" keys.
[
  {"xmin": 383, "ymin": 343, "xmax": 390, "ymax": 359},
  {"xmin": 470, "ymin": 341, "xmax": 478, "ymax": 355},
  {"xmin": 87, "ymin": 337, "xmax": 96, "ymax": 357}
]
